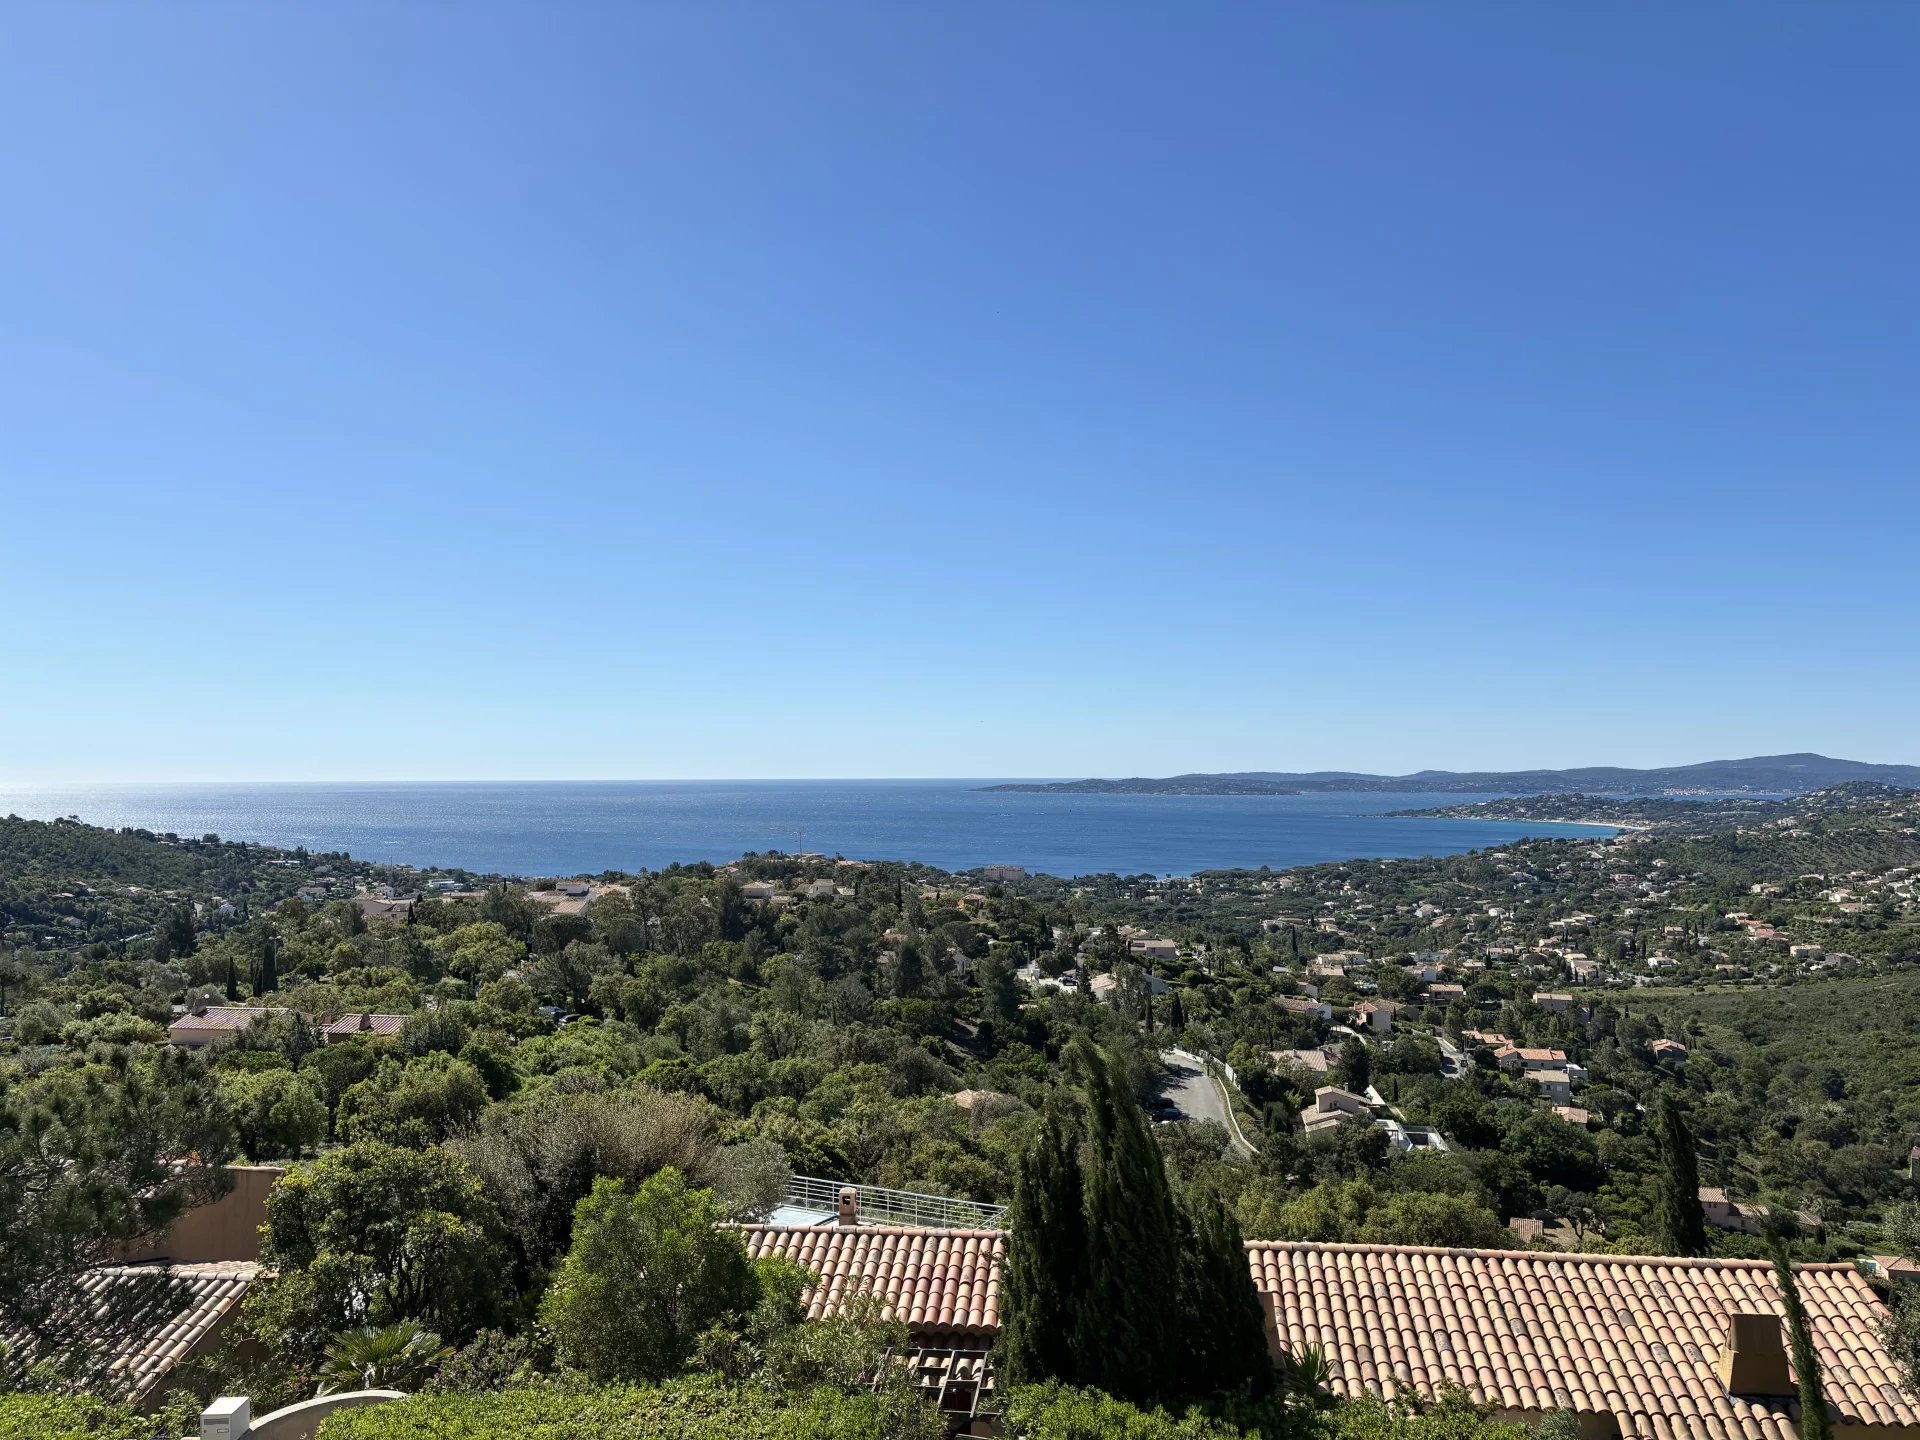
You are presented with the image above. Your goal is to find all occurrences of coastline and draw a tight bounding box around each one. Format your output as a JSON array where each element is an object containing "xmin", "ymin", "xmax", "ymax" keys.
[
  {"xmin": 0, "ymin": 780, "xmax": 1635, "ymax": 881},
  {"xmin": 1408, "ymin": 813, "xmax": 1637, "ymax": 835}
]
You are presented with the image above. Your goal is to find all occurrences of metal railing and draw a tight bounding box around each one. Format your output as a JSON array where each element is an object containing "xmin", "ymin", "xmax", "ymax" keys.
[{"xmin": 784, "ymin": 1173, "xmax": 1007, "ymax": 1229}]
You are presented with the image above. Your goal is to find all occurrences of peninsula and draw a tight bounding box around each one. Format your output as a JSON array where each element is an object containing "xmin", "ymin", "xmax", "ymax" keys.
[{"xmin": 977, "ymin": 752, "xmax": 1920, "ymax": 797}]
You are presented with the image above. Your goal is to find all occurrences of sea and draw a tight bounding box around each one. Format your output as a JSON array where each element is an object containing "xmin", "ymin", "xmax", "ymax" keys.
[{"xmin": 0, "ymin": 780, "xmax": 1616, "ymax": 879}]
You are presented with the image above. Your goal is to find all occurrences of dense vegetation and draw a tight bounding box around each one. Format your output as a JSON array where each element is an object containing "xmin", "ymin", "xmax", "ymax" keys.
[
  {"xmin": 3, "ymin": 788, "xmax": 1918, "ymax": 1429},
  {"xmin": 0, "ymin": 1394, "xmax": 198, "ymax": 1440},
  {"xmin": 305, "ymin": 1379, "xmax": 1540, "ymax": 1440}
]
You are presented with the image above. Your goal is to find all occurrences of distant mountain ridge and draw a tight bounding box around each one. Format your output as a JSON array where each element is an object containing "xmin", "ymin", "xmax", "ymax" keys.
[{"xmin": 977, "ymin": 753, "xmax": 1920, "ymax": 797}]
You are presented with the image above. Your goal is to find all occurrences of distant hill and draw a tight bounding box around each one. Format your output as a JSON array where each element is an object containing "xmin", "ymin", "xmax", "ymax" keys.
[{"xmin": 977, "ymin": 753, "xmax": 1920, "ymax": 797}]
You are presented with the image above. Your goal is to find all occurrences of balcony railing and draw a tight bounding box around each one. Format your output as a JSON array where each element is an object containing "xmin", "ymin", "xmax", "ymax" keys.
[{"xmin": 783, "ymin": 1173, "xmax": 1007, "ymax": 1229}]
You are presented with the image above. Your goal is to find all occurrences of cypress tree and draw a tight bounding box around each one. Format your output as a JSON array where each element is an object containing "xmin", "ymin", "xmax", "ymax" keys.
[
  {"xmin": 1770, "ymin": 1235, "xmax": 1832, "ymax": 1440},
  {"xmin": 1181, "ymin": 1192, "xmax": 1272, "ymax": 1397},
  {"xmin": 1650, "ymin": 1093, "xmax": 1709, "ymax": 1257},
  {"xmin": 892, "ymin": 940, "xmax": 927, "ymax": 999},
  {"xmin": 1001, "ymin": 1039, "xmax": 1276, "ymax": 1404},
  {"xmin": 1336, "ymin": 1036, "xmax": 1371, "ymax": 1094},
  {"xmin": 256, "ymin": 937, "xmax": 279, "ymax": 994},
  {"xmin": 224, "ymin": 958, "xmax": 240, "ymax": 1002},
  {"xmin": 1071, "ymin": 1038, "xmax": 1184, "ymax": 1402},
  {"xmin": 998, "ymin": 1103, "xmax": 1085, "ymax": 1386}
]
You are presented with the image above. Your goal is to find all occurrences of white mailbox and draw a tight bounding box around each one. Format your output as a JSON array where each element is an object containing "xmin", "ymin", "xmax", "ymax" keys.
[{"xmin": 200, "ymin": 1395, "xmax": 251, "ymax": 1440}]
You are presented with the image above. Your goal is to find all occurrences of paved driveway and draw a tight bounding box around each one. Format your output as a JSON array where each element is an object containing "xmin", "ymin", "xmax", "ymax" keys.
[{"xmin": 1157, "ymin": 1048, "xmax": 1254, "ymax": 1157}]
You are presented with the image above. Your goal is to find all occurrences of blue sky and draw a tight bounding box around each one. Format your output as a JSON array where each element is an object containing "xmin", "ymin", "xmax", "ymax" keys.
[{"xmin": 3, "ymin": 4, "xmax": 1916, "ymax": 782}]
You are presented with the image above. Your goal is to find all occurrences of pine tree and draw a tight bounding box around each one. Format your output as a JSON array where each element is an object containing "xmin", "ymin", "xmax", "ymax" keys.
[
  {"xmin": 998, "ymin": 1103, "xmax": 1085, "ymax": 1386},
  {"xmin": 1649, "ymin": 1094, "xmax": 1708, "ymax": 1257}
]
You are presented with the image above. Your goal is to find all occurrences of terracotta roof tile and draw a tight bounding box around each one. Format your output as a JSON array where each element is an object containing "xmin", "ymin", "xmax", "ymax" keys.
[
  {"xmin": 1245, "ymin": 1241, "xmax": 1917, "ymax": 1440},
  {"xmin": 737, "ymin": 1228, "xmax": 1914, "ymax": 1440},
  {"xmin": 5, "ymin": 1262, "xmax": 263, "ymax": 1400},
  {"xmin": 738, "ymin": 1226, "xmax": 1003, "ymax": 1340},
  {"xmin": 320, "ymin": 1011, "xmax": 409, "ymax": 1038}
]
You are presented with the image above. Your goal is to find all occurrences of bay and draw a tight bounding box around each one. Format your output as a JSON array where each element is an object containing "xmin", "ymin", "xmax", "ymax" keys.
[{"xmin": 0, "ymin": 780, "xmax": 1614, "ymax": 879}]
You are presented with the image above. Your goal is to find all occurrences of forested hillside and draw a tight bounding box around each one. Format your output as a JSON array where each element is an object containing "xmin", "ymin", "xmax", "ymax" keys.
[{"xmin": 5, "ymin": 789, "xmax": 1920, "ymax": 1425}]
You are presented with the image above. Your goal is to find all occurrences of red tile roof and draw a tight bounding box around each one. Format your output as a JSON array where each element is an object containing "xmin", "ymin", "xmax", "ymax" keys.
[
  {"xmin": 1245, "ymin": 1240, "xmax": 1916, "ymax": 1440},
  {"xmin": 728, "ymin": 1227, "xmax": 1920, "ymax": 1439},
  {"xmin": 7, "ymin": 1262, "xmax": 264, "ymax": 1400},
  {"xmin": 738, "ymin": 1226, "xmax": 1003, "ymax": 1339},
  {"xmin": 321, "ymin": 1011, "xmax": 409, "ymax": 1038},
  {"xmin": 167, "ymin": 1006, "xmax": 274, "ymax": 1038}
]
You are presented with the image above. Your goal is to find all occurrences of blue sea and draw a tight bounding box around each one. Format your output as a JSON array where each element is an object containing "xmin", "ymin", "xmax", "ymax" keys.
[{"xmin": 0, "ymin": 780, "xmax": 1615, "ymax": 879}]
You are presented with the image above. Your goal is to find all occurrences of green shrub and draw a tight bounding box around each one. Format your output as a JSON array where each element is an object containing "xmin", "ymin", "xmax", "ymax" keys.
[
  {"xmin": 0, "ymin": 1393, "xmax": 197, "ymax": 1440},
  {"xmin": 1329, "ymin": 1393, "xmax": 1535, "ymax": 1439},
  {"xmin": 999, "ymin": 1383, "xmax": 1540, "ymax": 1440},
  {"xmin": 1001, "ymin": 1381, "xmax": 1264, "ymax": 1439},
  {"xmin": 313, "ymin": 1376, "xmax": 939, "ymax": 1440}
]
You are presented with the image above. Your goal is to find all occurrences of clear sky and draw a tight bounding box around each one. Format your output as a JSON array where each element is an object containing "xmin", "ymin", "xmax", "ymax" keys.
[{"xmin": 3, "ymin": 4, "xmax": 1916, "ymax": 783}]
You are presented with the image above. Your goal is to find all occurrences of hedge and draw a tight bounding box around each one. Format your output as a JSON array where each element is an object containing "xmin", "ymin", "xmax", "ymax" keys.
[
  {"xmin": 0, "ymin": 1394, "xmax": 198, "ymax": 1440},
  {"xmin": 311, "ymin": 1380, "xmax": 1549, "ymax": 1440},
  {"xmin": 312, "ymin": 1378, "xmax": 934, "ymax": 1440},
  {"xmin": 998, "ymin": 1383, "xmax": 1543, "ymax": 1440}
]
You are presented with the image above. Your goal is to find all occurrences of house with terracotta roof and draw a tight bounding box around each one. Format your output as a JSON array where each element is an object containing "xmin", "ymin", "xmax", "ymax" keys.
[
  {"xmin": 353, "ymin": 894, "xmax": 415, "ymax": 923},
  {"xmin": 1652, "ymin": 1037, "xmax": 1690, "ymax": 1065},
  {"xmin": 1247, "ymin": 1240, "xmax": 1918, "ymax": 1440},
  {"xmin": 166, "ymin": 1006, "xmax": 283, "ymax": 1048},
  {"xmin": 321, "ymin": 1011, "xmax": 409, "ymax": 1043},
  {"xmin": 1351, "ymin": 999, "xmax": 1399, "ymax": 1033},
  {"xmin": 1270, "ymin": 1044, "xmax": 1341, "ymax": 1076},
  {"xmin": 1529, "ymin": 1068, "xmax": 1575, "ymax": 1105},
  {"xmin": 739, "ymin": 1224, "xmax": 1003, "ymax": 1421},
  {"xmin": 1699, "ymin": 1187, "xmax": 1820, "ymax": 1236},
  {"xmin": 1496, "ymin": 1045, "xmax": 1570, "ymax": 1074},
  {"xmin": 1299, "ymin": 1085, "xmax": 1372, "ymax": 1136},
  {"xmin": 2, "ymin": 1262, "xmax": 263, "ymax": 1403},
  {"xmin": 1864, "ymin": 1255, "xmax": 1920, "ymax": 1291},
  {"xmin": 1276, "ymin": 995, "xmax": 1333, "ymax": 1021},
  {"xmin": 734, "ymin": 1223, "xmax": 1920, "ymax": 1440},
  {"xmin": 739, "ymin": 1224, "xmax": 1002, "ymax": 1339},
  {"xmin": 526, "ymin": 881, "xmax": 616, "ymax": 917},
  {"xmin": 1088, "ymin": 971, "xmax": 1168, "ymax": 1003}
]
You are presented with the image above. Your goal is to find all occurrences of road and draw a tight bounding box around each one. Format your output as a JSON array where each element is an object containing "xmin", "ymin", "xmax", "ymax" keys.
[
  {"xmin": 1158, "ymin": 1048, "xmax": 1255, "ymax": 1157},
  {"xmin": 1436, "ymin": 1033, "xmax": 1468, "ymax": 1080}
]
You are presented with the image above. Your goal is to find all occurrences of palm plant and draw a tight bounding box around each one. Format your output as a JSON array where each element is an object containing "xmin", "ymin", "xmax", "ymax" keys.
[{"xmin": 317, "ymin": 1321, "xmax": 451, "ymax": 1395}]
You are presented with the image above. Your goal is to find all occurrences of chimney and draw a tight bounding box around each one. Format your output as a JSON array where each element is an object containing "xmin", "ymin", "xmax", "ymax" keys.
[
  {"xmin": 359, "ymin": 1011, "xmax": 373, "ymax": 1031},
  {"xmin": 836, "ymin": 1186, "xmax": 859, "ymax": 1227},
  {"xmin": 1716, "ymin": 1312, "xmax": 1794, "ymax": 1396}
]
